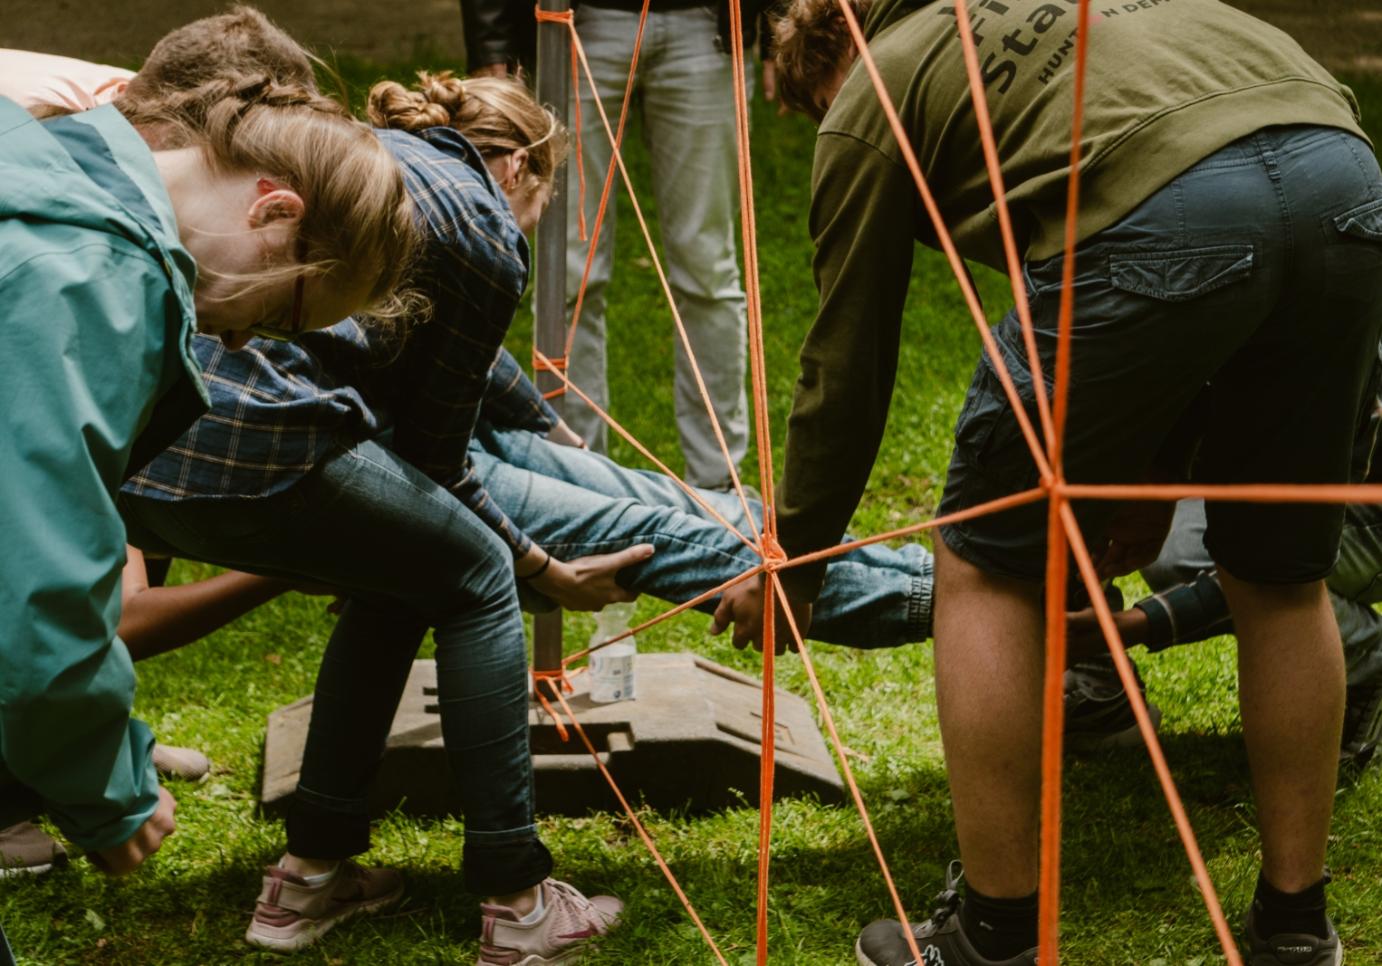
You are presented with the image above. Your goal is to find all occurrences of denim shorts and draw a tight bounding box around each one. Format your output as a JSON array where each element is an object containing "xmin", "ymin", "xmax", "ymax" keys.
[{"xmin": 938, "ymin": 125, "xmax": 1382, "ymax": 584}]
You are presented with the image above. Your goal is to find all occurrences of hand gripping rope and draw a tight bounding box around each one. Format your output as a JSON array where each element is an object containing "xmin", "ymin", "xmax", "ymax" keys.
[{"xmin": 529, "ymin": 0, "xmax": 1382, "ymax": 961}]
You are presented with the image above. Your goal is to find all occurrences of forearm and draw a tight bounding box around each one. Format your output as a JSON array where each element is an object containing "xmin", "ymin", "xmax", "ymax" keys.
[{"xmin": 119, "ymin": 570, "xmax": 292, "ymax": 661}]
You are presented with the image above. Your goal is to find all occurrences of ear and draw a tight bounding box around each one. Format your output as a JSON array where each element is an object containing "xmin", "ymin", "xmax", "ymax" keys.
[
  {"xmin": 248, "ymin": 178, "xmax": 305, "ymax": 230},
  {"xmin": 488, "ymin": 150, "xmax": 528, "ymax": 192}
]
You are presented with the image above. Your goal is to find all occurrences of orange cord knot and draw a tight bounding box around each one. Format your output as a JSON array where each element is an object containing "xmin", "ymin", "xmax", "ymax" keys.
[
  {"xmin": 760, "ymin": 534, "xmax": 788, "ymax": 572},
  {"xmin": 531, "ymin": 668, "xmax": 573, "ymax": 742},
  {"xmin": 532, "ymin": 352, "xmax": 569, "ymax": 400},
  {"xmin": 533, "ymin": 5, "xmax": 574, "ymax": 23}
]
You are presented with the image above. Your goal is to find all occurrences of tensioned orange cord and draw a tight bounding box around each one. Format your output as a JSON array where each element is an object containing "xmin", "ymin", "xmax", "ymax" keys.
[
  {"xmin": 562, "ymin": 0, "xmax": 651, "ymax": 360},
  {"xmin": 559, "ymin": 17, "xmax": 765, "ymax": 543},
  {"xmin": 833, "ymin": 0, "xmax": 1054, "ymax": 487},
  {"xmin": 533, "ymin": 6, "xmax": 587, "ymax": 242},
  {"xmin": 952, "ymin": 0, "xmax": 1055, "ymax": 457},
  {"xmin": 1062, "ymin": 502, "xmax": 1243, "ymax": 964},
  {"xmin": 530, "ymin": 0, "xmax": 1367, "ymax": 961},
  {"xmin": 562, "ymin": 564, "xmax": 766, "ymax": 666},
  {"xmin": 541, "ymin": 677, "xmax": 733, "ymax": 966},
  {"xmin": 534, "ymin": 347, "xmax": 761, "ymax": 553},
  {"xmin": 531, "ymin": 350, "xmax": 568, "ymax": 400}
]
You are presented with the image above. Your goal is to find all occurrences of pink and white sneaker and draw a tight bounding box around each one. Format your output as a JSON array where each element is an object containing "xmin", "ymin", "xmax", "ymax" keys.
[
  {"xmin": 245, "ymin": 859, "xmax": 403, "ymax": 952},
  {"xmin": 477, "ymin": 878, "xmax": 623, "ymax": 965}
]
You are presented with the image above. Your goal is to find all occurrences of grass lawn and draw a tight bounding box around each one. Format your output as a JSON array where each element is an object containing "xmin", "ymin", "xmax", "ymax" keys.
[{"xmin": 4, "ymin": 66, "xmax": 1382, "ymax": 965}]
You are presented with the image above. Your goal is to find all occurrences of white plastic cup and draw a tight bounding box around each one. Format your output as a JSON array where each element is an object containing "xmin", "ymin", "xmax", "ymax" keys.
[{"xmin": 589, "ymin": 641, "xmax": 636, "ymax": 703}]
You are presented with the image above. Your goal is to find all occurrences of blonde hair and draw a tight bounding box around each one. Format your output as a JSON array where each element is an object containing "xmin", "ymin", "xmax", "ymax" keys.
[
  {"xmin": 774, "ymin": 0, "xmax": 872, "ymax": 122},
  {"xmin": 135, "ymin": 75, "xmax": 420, "ymax": 320},
  {"xmin": 366, "ymin": 71, "xmax": 567, "ymax": 192}
]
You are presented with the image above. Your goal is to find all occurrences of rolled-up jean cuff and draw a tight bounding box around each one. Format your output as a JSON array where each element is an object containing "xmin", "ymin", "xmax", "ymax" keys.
[
  {"xmin": 463, "ymin": 833, "xmax": 553, "ymax": 895},
  {"xmin": 285, "ymin": 787, "xmax": 372, "ymax": 860}
]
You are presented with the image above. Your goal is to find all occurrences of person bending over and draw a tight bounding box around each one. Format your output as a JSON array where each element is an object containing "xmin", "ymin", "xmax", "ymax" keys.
[
  {"xmin": 0, "ymin": 77, "xmax": 415, "ymax": 879},
  {"xmin": 718, "ymin": 0, "xmax": 1382, "ymax": 963}
]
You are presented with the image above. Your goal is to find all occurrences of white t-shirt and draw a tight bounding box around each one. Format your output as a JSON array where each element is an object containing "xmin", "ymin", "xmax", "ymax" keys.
[{"xmin": 0, "ymin": 48, "xmax": 134, "ymax": 111}]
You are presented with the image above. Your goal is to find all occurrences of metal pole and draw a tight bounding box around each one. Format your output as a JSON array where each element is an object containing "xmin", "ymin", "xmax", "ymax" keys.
[{"xmin": 532, "ymin": 0, "xmax": 571, "ymax": 673}]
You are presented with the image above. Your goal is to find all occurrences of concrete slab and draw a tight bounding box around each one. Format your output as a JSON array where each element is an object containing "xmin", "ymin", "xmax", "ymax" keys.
[{"xmin": 262, "ymin": 653, "xmax": 845, "ymax": 817}]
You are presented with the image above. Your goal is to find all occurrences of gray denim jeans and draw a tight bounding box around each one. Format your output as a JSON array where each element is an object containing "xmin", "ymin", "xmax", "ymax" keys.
[{"xmin": 561, "ymin": 2, "xmax": 750, "ymax": 489}]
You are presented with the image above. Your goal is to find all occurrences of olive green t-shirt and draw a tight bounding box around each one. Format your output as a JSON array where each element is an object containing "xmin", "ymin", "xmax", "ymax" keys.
[{"xmin": 776, "ymin": 0, "xmax": 1369, "ymax": 598}]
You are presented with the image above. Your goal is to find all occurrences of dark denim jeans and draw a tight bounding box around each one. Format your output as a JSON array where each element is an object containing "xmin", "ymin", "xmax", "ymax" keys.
[
  {"xmin": 941, "ymin": 125, "xmax": 1382, "ymax": 583},
  {"xmin": 120, "ymin": 439, "xmax": 551, "ymax": 895}
]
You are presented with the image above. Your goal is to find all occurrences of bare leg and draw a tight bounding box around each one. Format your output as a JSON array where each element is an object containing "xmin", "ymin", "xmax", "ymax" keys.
[
  {"xmin": 933, "ymin": 536, "xmax": 1045, "ymax": 897},
  {"xmin": 1221, "ymin": 572, "xmax": 1342, "ymax": 891}
]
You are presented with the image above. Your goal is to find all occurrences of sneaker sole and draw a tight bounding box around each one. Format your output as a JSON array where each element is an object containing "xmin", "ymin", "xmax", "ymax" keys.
[
  {"xmin": 0, "ymin": 863, "xmax": 54, "ymax": 878},
  {"xmin": 1066, "ymin": 703, "xmax": 1164, "ymax": 756},
  {"xmin": 244, "ymin": 881, "xmax": 404, "ymax": 952},
  {"xmin": 854, "ymin": 936, "xmax": 886, "ymax": 966}
]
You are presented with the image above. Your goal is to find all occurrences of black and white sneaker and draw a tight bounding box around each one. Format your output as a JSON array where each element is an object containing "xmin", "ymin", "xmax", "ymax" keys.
[
  {"xmin": 854, "ymin": 863, "xmax": 1036, "ymax": 966},
  {"xmin": 1340, "ymin": 679, "xmax": 1382, "ymax": 771},
  {"xmin": 1243, "ymin": 901, "xmax": 1342, "ymax": 966},
  {"xmin": 1063, "ymin": 654, "xmax": 1162, "ymax": 754}
]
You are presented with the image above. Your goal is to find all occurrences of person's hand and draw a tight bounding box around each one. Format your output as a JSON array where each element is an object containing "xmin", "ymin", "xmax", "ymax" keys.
[
  {"xmin": 526, "ymin": 544, "xmax": 654, "ymax": 611},
  {"xmin": 90, "ymin": 785, "xmax": 176, "ymax": 876},
  {"xmin": 470, "ymin": 62, "xmax": 510, "ymax": 79},
  {"xmin": 1066, "ymin": 604, "xmax": 1150, "ymax": 659},
  {"xmin": 1095, "ymin": 499, "xmax": 1175, "ymax": 579},
  {"xmin": 546, "ymin": 419, "xmax": 586, "ymax": 449},
  {"xmin": 710, "ymin": 575, "xmax": 811, "ymax": 653}
]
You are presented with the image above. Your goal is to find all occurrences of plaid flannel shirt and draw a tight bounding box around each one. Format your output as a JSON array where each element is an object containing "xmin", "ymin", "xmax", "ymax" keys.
[{"xmin": 124, "ymin": 127, "xmax": 557, "ymax": 555}]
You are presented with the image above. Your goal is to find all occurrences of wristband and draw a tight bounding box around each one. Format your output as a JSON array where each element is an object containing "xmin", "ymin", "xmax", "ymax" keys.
[{"xmin": 519, "ymin": 551, "xmax": 552, "ymax": 581}]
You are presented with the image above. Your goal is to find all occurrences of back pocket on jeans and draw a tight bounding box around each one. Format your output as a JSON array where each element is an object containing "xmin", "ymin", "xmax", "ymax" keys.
[{"xmin": 1108, "ymin": 245, "xmax": 1255, "ymax": 302}]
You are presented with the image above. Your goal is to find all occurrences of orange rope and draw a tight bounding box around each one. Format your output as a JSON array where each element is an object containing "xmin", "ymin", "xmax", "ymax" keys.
[
  {"xmin": 531, "ymin": 350, "xmax": 568, "ymax": 399},
  {"xmin": 562, "ymin": 0, "xmax": 651, "ymax": 358},
  {"xmin": 1061, "ymin": 503, "xmax": 1244, "ymax": 965},
  {"xmin": 534, "ymin": 6, "xmax": 586, "ymax": 241},
  {"xmin": 534, "ymin": 348, "xmax": 761, "ymax": 553},
  {"xmin": 771, "ymin": 580, "xmax": 928, "ymax": 966},
  {"xmin": 541, "ymin": 678, "xmax": 733, "ymax": 966},
  {"xmin": 952, "ymin": 0, "xmax": 1055, "ymax": 456},
  {"xmin": 833, "ymin": 0, "xmax": 1054, "ymax": 487},
  {"xmin": 1062, "ymin": 481, "xmax": 1382, "ymax": 504},
  {"xmin": 562, "ymin": 563, "xmax": 766, "ymax": 666},
  {"xmin": 562, "ymin": 14, "xmax": 765, "ymax": 540}
]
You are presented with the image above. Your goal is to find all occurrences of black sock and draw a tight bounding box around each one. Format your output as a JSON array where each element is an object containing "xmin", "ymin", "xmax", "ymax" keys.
[
  {"xmin": 1252, "ymin": 873, "xmax": 1329, "ymax": 939},
  {"xmin": 960, "ymin": 884, "xmax": 1038, "ymax": 961}
]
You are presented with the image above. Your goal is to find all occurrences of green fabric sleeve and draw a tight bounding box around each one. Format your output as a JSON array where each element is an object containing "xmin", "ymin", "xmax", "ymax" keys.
[
  {"xmin": 776, "ymin": 134, "xmax": 916, "ymax": 602},
  {"xmin": 0, "ymin": 242, "xmax": 165, "ymax": 852}
]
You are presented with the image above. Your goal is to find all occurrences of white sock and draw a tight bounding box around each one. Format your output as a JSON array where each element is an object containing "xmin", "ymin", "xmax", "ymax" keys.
[
  {"xmin": 516, "ymin": 887, "xmax": 545, "ymax": 925},
  {"xmin": 279, "ymin": 858, "xmax": 338, "ymax": 886}
]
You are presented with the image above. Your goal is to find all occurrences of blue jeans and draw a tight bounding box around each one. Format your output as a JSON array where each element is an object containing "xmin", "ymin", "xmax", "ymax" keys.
[
  {"xmin": 472, "ymin": 424, "xmax": 933, "ymax": 647},
  {"xmin": 119, "ymin": 439, "xmax": 551, "ymax": 896},
  {"xmin": 1147, "ymin": 499, "xmax": 1382, "ymax": 691}
]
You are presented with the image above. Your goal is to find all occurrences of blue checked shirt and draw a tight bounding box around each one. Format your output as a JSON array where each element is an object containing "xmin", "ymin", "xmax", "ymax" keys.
[{"xmin": 124, "ymin": 127, "xmax": 557, "ymax": 555}]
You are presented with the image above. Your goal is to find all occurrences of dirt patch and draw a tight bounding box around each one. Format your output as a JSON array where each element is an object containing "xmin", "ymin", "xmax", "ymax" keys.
[{"xmin": 2, "ymin": 0, "xmax": 1378, "ymax": 75}]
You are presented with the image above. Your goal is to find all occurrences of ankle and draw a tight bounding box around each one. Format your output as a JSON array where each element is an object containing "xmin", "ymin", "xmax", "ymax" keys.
[
  {"xmin": 961, "ymin": 883, "xmax": 1038, "ymax": 960},
  {"xmin": 489, "ymin": 883, "xmax": 542, "ymax": 918},
  {"xmin": 1253, "ymin": 870, "xmax": 1330, "ymax": 938},
  {"xmin": 279, "ymin": 853, "xmax": 340, "ymax": 880}
]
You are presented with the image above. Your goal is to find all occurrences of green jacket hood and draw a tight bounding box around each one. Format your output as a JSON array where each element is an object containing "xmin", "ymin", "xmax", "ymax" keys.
[{"xmin": 0, "ymin": 98, "xmax": 186, "ymax": 271}]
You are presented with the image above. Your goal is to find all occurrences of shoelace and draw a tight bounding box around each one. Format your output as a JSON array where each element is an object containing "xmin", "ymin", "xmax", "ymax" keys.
[
  {"xmin": 924, "ymin": 861, "xmax": 966, "ymax": 932},
  {"xmin": 546, "ymin": 879, "xmax": 599, "ymax": 921}
]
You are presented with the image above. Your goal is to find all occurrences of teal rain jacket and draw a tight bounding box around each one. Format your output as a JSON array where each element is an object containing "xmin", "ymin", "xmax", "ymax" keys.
[{"xmin": 0, "ymin": 97, "xmax": 207, "ymax": 850}]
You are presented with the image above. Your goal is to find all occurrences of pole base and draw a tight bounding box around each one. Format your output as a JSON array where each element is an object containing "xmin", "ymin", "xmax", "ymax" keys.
[{"xmin": 261, "ymin": 653, "xmax": 845, "ymax": 817}]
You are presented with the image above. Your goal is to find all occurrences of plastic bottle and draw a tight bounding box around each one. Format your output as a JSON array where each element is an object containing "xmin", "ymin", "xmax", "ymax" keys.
[{"xmin": 588, "ymin": 601, "xmax": 637, "ymax": 703}]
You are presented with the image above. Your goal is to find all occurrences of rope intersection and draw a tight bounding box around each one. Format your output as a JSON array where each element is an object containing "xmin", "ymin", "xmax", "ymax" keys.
[{"xmin": 527, "ymin": 1, "xmax": 1382, "ymax": 961}]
